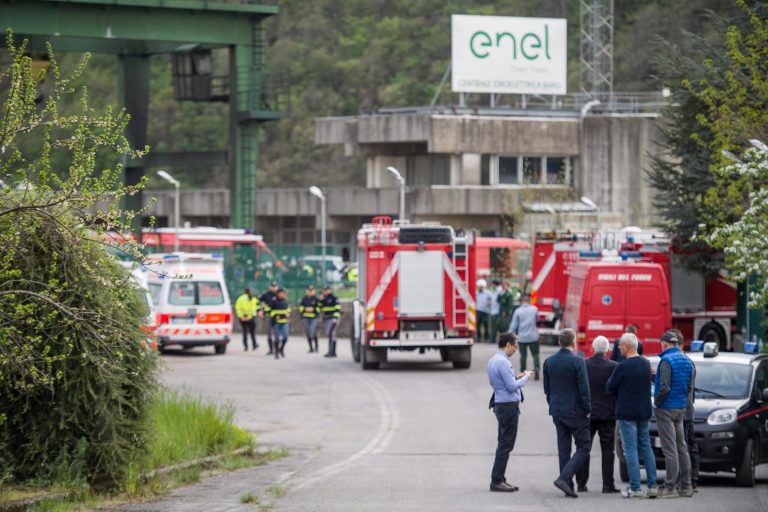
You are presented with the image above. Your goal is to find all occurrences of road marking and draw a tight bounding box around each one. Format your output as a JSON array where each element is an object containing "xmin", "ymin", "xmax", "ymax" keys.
[{"xmin": 293, "ymin": 374, "xmax": 399, "ymax": 490}]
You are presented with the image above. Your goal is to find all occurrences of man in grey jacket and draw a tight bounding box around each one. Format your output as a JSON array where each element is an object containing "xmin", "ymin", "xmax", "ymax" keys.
[{"xmin": 509, "ymin": 294, "xmax": 540, "ymax": 379}]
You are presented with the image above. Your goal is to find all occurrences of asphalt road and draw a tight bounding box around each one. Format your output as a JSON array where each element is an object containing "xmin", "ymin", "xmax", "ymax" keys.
[{"xmin": 118, "ymin": 336, "xmax": 768, "ymax": 512}]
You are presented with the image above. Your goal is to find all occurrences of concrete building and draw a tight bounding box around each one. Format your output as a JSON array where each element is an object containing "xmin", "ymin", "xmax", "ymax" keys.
[{"xmin": 144, "ymin": 93, "xmax": 667, "ymax": 257}]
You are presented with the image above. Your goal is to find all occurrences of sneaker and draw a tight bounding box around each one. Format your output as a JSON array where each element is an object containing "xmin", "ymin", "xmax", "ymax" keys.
[
  {"xmin": 658, "ymin": 486, "xmax": 679, "ymax": 499},
  {"xmin": 679, "ymin": 487, "xmax": 694, "ymax": 498},
  {"xmin": 623, "ymin": 488, "xmax": 644, "ymax": 499},
  {"xmin": 646, "ymin": 486, "xmax": 659, "ymax": 499}
]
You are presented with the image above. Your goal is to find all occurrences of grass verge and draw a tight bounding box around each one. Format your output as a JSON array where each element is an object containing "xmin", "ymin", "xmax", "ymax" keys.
[{"xmin": 0, "ymin": 389, "xmax": 286, "ymax": 512}]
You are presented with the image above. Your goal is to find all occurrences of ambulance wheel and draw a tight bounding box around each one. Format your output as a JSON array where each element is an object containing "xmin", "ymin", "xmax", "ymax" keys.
[
  {"xmin": 214, "ymin": 343, "xmax": 227, "ymax": 355},
  {"xmin": 361, "ymin": 345, "xmax": 379, "ymax": 370},
  {"xmin": 440, "ymin": 349, "xmax": 450, "ymax": 362}
]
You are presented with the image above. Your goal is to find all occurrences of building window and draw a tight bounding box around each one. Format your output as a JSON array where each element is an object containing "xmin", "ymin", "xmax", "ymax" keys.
[
  {"xmin": 480, "ymin": 155, "xmax": 491, "ymax": 185},
  {"xmin": 522, "ymin": 157, "xmax": 541, "ymax": 184},
  {"xmin": 406, "ymin": 155, "xmax": 451, "ymax": 186},
  {"xmin": 545, "ymin": 157, "xmax": 567, "ymax": 184},
  {"xmin": 498, "ymin": 156, "xmax": 519, "ymax": 184}
]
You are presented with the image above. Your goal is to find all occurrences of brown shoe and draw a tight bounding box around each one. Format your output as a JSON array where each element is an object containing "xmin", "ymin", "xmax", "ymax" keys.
[{"xmin": 490, "ymin": 481, "xmax": 519, "ymax": 492}]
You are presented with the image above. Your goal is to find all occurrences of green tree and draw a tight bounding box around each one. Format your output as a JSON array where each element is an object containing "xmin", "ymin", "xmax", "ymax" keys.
[{"xmin": 0, "ymin": 33, "xmax": 157, "ymax": 490}]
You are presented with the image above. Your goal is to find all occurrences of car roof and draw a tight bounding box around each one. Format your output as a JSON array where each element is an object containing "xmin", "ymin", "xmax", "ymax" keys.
[{"xmin": 645, "ymin": 352, "xmax": 767, "ymax": 366}]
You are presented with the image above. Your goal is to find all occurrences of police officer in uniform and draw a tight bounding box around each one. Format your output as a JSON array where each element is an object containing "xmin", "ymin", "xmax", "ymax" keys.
[
  {"xmin": 299, "ymin": 285, "xmax": 320, "ymax": 353},
  {"xmin": 235, "ymin": 288, "xmax": 259, "ymax": 351},
  {"xmin": 269, "ymin": 288, "xmax": 291, "ymax": 359},
  {"xmin": 259, "ymin": 282, "xmax": 279, "ymax": 355},
  {"xmin": 320, "ymin": 285, "xmax": 341, "ymax": 358}
]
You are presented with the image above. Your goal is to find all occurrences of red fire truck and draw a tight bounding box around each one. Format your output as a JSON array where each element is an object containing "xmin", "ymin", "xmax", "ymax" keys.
[
  {"xmin": 531, "ymin": 228, "xmax": 738, "ymax": 350},
  {"xmin": 349, "ymin": 217, "xmax": 477, "ymax": 370}
]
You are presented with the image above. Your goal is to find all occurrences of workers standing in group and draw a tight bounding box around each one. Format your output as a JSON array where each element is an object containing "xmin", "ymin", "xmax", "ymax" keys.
[
  {"xmin": 269, "ymin": 288, "xmax": 291, "ymax": 359},
  {"xmin": 299, "ymin": 285, "xmax": 320, "ymax": 353},
  {"xmin": 235, "ymin": 288, "xmax": 259, "ymax": 351},
  {"xmin": 320, "ymin": 285, "xmax": 341, "ymax": 358},
  {"xmin": 259, "ymin": 281, "xmax": 279, "ymax": 355}
]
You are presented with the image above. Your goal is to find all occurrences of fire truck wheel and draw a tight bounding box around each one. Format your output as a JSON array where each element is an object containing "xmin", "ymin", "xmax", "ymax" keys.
[
  {"xmin": 699, "ymin": 322, "xmax": 727, "ymax": 351},
  {"xmin": 451, "ymin": 347, "xmax": 471, "ymax": 369},
  {"xmin": 350, "ymin": 324, "xmax": 362, "ymax": 363},
  {"xmin": 361, "ymin": 345, "xmax": 379, "ymax": 370}
]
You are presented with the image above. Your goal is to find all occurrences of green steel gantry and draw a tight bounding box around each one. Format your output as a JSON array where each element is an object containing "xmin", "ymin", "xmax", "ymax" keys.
[{"xmin": 0, "ymin": 0, "xmax": 284, "ymax": 229}]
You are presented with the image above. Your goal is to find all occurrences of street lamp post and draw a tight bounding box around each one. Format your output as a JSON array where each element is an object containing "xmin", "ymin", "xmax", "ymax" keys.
[
  {"xmin": 386, "ymin": 166, "xmax": 405, "ymax": 222},
  {"xmin": 309, "ymin": 186, "xmax": 326, "ymax": 287},
  {"xmin": 580, "ymin": 195, "xmax": 601, "ymax": 241},
  {"xmin": 157, "ymin": 170, "xmax": 180, "ymax": 252}
]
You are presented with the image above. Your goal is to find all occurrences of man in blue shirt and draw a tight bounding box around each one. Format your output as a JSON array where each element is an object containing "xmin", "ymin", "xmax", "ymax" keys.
[
  {"xmin": 543, "ymin": 328, "xmax": 591, "ymax": 498},
  {"xmin": 487, "ymin": 332, "xmax": 532, "ymax": 492},
  {"xmin": 509, "ymin": 294, "xmax": 540, "ymax": 379}
]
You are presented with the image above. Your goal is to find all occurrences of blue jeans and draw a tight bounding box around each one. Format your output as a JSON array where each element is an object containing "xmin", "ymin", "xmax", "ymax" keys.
[
  {"xmin": 274, "ymin": 322, "xmax": 289, "ymax": 340},
  {"xmin": 618, "ymin": 419, "xmax": 657, "ymax": 491}
]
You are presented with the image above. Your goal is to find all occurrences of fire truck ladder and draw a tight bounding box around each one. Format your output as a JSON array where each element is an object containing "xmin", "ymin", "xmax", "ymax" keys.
[{"xmin": 452, "ymin": 235, "xmax": 469, "ymax": 328}]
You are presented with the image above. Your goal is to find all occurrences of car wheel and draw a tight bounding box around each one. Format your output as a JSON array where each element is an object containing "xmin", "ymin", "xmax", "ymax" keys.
[
  {"xmin": 735, "ymin": 437, "xmax": 755, "ymax": 487},
  {"xmin": 619, "ymin": 460, "xmax": 629, "ymax": 483},
  {"xmin": 214, "ymin": 343, "xmax": 227, "ymax": 355}
]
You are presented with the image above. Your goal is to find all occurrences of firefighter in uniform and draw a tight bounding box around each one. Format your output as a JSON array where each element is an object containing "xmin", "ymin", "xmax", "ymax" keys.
[
  {"xmin": 320, "ymin": 285, "xmax": 341, "ymax": 358},
  {"xmin": 496, "ymin": 281, "xmax": 514, "ymax": 339},
  {"xmin": 259, "ymin": 281, "xmax": 279, "ymax": 355},
  {"xmin": 270, "ymin": 288, "xmax": 291, "ymax": 359},
  {"xmin": 299, "ymin": 285, "xmax": 320, "ymax": 353},
  {"xmin": 235, "ymin": 288, "xmax": 259, "ymax": 351}
]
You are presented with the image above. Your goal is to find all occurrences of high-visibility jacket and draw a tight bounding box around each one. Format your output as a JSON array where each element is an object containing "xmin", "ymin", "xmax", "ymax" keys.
[
  {"xmin": 269, "ymin": 299, "xmax": 291, "ymax": 324},
  {"xmin": 320, "ymin": 293, "xmax": 341, "ymax": 319},
  {"xmin": 347, "ymin": 266, "xmax": 358, "ymax": 283},
  {"xmin": 259, "ymin": 290, "xmax": 278, "ymax": 314},
  {"xmin": 299, "ymin": 295, "xmax": 319, "ymax": 318},
  {"xmin": 235, "ymin": 294, "xmax": 259, "ymax": 320}
]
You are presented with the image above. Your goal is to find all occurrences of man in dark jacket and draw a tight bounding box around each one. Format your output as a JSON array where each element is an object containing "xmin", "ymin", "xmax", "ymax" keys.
[
  {"xmin": 575, "ymin": 336, "xmax": 620, "ymax": 494},
  {"xmin": 606, "ymin": 332, "xmax": 658, "ymax": 499},
  {"xmin": 610, "ymin": 324, "xmax": 642, "ymax": 362},
  {"xmin": 259, "ymin": 282, "xmax": 279, "ymax": 355},
  {"xmin": 543, "ymin": 328, "xmax": 592, "ymax": 498},
  {"xmin": 320, "ymin": 286, "xmax": 341, "ymax": 358}
]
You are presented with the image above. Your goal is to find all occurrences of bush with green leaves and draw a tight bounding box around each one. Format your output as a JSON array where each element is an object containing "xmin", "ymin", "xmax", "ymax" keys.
[{"xmin": 0, "ymin": 33, "xmax": 157, "ymax": 490}]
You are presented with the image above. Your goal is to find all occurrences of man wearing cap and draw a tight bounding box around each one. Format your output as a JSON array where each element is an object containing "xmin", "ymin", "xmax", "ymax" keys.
[
  {"xmin": 299, "ymin": 286, "xmax": 320, "ymax": 353},
  {"xmin": 509, "ymin": 294, "xmax": 540, "ymax": 379},
  {"xmin": 320, "ymin": 285, "xmax": 341, "ymax": 358},
  {"xmin": 259, "ymin": 282, "xmax": 279, "ymax": 355},
  {"xmin": 234, "ymin": 288, "xmax": 259, "ymax": 351},
  {"xmin": 476, "ymin": 279, "xmax": 492, "ymax": 343},
  {"xmin": 654, "ymin": 330, "xmax": 695, "ymax": 498}
]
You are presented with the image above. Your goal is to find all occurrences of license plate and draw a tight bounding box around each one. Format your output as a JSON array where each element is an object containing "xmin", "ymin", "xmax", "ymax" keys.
[
  {"xmin": 406, "ymin": 331, "xmax": 436, "ymax": 341},
  {"xmin": 172, "ymin": 317, "xmax": 194, "ymax": 324},
  {"xmin": 653, "ymin": 437, "xmax": 661, "ymax": 448}
]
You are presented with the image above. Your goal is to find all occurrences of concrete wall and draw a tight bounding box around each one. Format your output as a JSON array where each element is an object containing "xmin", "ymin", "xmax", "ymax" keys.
[{"xmin": 580, "ymin": 114, "xmax": 661, "ymax": 226}]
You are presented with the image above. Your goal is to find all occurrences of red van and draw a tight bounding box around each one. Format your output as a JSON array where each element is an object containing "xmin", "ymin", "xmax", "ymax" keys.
[{"xmin": 563, "ymin": 260, "xmax": 671, "ymax": 357}]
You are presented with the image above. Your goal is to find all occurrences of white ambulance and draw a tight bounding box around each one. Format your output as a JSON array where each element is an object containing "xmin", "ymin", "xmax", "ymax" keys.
[{"xmin": 146, "ymin": 253, "xmax": 233, "ymax": 354}]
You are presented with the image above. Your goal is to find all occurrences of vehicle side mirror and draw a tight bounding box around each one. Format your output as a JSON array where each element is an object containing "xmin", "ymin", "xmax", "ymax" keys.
[{"xmin": 762, "ymin": 388, "xmax": 768, "ymax": 403}]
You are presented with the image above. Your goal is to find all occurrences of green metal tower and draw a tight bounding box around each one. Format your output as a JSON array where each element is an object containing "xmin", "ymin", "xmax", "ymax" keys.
[{"xmin": 0, "ymin": 0, "xmax": 284, "ymax": 229}]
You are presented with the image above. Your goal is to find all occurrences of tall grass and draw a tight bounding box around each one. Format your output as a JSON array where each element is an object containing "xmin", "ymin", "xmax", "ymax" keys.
[{"xmin": 143, "ymin": 390, "xmax": 254, "ymax": 469}]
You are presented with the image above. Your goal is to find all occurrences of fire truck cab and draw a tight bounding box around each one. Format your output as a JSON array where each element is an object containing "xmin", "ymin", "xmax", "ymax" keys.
[{"xmin": 349, "ymin": 217, "xmax": 477, "ymax": 370}]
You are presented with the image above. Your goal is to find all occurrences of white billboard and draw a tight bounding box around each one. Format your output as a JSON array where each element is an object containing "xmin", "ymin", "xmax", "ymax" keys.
[{"xmin": 451, "ymin": 15, "xmax": 567, "ymax": 95}]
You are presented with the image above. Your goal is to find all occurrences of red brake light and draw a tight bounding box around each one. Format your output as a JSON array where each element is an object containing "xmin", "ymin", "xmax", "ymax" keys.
[{"xmin": 157, "ymin": 313, "xmax": 170, "ymax": 325}]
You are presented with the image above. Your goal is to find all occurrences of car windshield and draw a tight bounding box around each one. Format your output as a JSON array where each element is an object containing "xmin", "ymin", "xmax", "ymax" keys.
[
  {"xmin": 694, "ymin": 362, "xmax": 752, "ymax": 399},
  {"xmin": 168, "ymin": 281, "xmax": 225, "ymax": 306}
]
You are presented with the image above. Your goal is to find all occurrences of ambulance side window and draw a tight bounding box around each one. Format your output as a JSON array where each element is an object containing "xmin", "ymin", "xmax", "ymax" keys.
[
  {"xmin": 169, "ymin": 282, "xmax": 196, "ymax": 306},
  {"xmin": 148, "ymin": 283, "xmax": 162, "ymax": 306}
]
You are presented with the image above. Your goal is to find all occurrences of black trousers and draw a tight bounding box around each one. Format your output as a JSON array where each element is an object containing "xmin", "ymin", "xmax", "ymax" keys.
[
  {"xmin": 240, "ymin": 318, "xmax": 257, "ymax": 349},
  {"xmin": 491, "ymin": 404, "xmax": 520, "ymax": 483},
  {"xmin": 575, "ymin": 418, "xmax": 616, "ymax": 490},
  {"xmin": 553, "ymin": 415, "xmax": 592, "ymax": 488}
]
